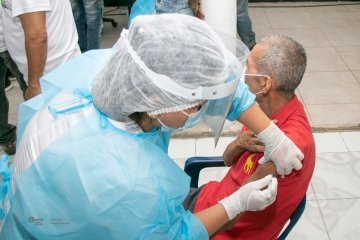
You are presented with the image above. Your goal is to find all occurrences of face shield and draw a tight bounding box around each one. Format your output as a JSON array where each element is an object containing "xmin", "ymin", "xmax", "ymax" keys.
[{"xmin": 124, "ymin": 33, "xmax": 248, "ymax": 145}]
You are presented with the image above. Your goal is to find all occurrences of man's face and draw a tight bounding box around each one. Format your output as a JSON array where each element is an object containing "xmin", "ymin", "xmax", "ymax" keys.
[{"xmin": 245, "ymin": 45, "xmax": 266, "ymax": 96}]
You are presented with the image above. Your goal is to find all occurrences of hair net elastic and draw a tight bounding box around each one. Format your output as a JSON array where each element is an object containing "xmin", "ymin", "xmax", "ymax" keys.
[{"xmin": 92, "ymin": 14, "xmax": 232, "ymax": 121}]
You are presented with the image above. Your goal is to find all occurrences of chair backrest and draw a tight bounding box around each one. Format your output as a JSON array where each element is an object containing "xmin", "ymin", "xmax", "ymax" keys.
[{"xmin": 184, "ymin": 156, "xmax": 306, "ymax": 240}]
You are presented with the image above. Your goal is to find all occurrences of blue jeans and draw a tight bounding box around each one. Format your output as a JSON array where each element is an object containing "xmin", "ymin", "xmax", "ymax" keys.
[
  {"xmin": 155, "ymin": 0, "xmax": 194, "ymax": 15},
  {"xmin": 71, "ymin": 0, "xmax": 104, "ymax": 52},
  {"xmin": 237, "ymin": 0, "xmax": 256, "ymax": 49}
]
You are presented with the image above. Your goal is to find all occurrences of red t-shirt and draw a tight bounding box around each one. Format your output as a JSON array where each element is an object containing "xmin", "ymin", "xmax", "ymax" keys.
[{"xmin": 194, "ymin": 96, "xmax": 316, "ymax": 240}]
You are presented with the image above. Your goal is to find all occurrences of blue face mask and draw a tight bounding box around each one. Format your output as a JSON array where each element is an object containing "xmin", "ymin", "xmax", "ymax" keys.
[{"xmin": 158, "ymin": 102, "xmax": 209, "ymax": 132}]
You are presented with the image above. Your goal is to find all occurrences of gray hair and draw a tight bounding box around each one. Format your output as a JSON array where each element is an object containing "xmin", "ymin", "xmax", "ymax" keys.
[{"xmin": 257, "ymin": 35, "xmax": 307, "ymax": 96}]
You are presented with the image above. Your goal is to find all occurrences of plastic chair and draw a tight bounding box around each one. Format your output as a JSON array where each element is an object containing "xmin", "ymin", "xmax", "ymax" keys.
[
  {"xmin": 103, "ymin": 0, "xmax": 135, "ymax": 27},
  {"xmin": 184, "ymin": 156, "xmax": 306, "ymax": 240}
]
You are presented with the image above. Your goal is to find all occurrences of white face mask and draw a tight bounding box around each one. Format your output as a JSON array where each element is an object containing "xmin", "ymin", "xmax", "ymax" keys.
[
  {"xmin": 245, "ymin": 73, "xmax": 267, "ymax": 95},
  {"xmin": 157, "ymin": 103, "xmax": 209, "ymax": 131}
]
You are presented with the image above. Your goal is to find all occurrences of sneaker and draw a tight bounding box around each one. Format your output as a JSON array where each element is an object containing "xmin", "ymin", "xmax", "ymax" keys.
[
  {"xmin": 5, "ymin": 79, "xmax": 14, "ymax": 92},
  {"xmin": 2, "ymin": 142, "xmax": 16, "ymax": 155},
  {"xmin": 6, "ymin": 69, "xmax": 16, "ymax": 81},
  {"xmin": 8, "ymin": 75, "xmax": 16, "ymax": 81}
]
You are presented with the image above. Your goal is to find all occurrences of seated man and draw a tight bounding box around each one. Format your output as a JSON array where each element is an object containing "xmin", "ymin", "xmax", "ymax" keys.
[{"xmin": 185, "ymin": 35, "xmax": 315, "ymax": 240}]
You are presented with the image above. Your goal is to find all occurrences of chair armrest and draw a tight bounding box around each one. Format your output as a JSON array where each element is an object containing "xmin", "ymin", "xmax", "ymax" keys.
[{"xmin": 184, "ymin": 156, "xmax": 225, "ymax": 188}]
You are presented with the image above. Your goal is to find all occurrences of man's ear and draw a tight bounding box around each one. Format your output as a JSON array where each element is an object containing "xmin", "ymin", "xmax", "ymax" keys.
[{"xmin": 261, "ymin": 75, "xmax": 273, "ymax": 94}]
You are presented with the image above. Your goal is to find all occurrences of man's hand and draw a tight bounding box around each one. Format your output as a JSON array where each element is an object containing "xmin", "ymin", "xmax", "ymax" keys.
[
  {"xmin": 224, "ymin": 130, "xmax": 264, "ymax": 167},
  {"xmin": 188, "ymin": 0, "xmax": 205, "ymax": 19},
  {"xmin": 24, "ymin": 84, "xmax": 41, "ymax": 100},
  {"xmin": 238, "ymin": 129, "xmax": 265, "ymax": 153}
]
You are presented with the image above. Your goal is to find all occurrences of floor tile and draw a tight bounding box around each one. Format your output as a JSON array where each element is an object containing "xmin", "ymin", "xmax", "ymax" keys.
[
  {"xmin": 306, "ymin": 104, "xmax": 360, "ymax": 129},
  {"xmin": 319, "ymin": 198, "xmax": 360, "ymax": 240},
  {"xmin": 307, "ymin": 183, "xmax": 317, "ymax": 201},
  {"xmin": 311, "ymin": 152, "xmax": 360, "ymax": 199},
  {"xmin": 310, "ymin": 11, "xmax": 359, "ymax": 28},
  {"xmin": 305, "ymin": 5, "xmax": 348, "ymax": 14},
  {"xmin": 253, "ymin": 28, "xmax": 274, "ymax": 41},
  {"xmin": 100, "ymin": 9, "xmax": 128, "ymax": 49},
  {"xmin": 295, "ymin": 91, "xmax": 314, "ymax": 126},
  {"xmin": 265, "ymin": 10, "xmax": 317, "ymax": 29},
  {"xmin": 313, "ymin": 132, "xmax": 348, "ymax": 153},
  {"xmin": 299, "ymin": 72, "xmax": 360, "ymax": 105},
  {"xmin": 198, "ymin": 166, "xmax": 230, "ymax": 187},
  {"xmin": 272, "ymin": 28, "xmax": 331, "ymax": 48},
  {"xmin": 353, "ymin": 71, "xmax": 360, "ymax": 83},
  {"xmin": 305, "ymin": 47, "xmax": 348, "ymax": 72},
  {"xmin": 168, "ymin": 138, "xmax": 196, "ymax": 159},
  {"xmin": 340, "ymin": 131, "xmax": 360, "ymax": 151},
  {"xmin": 195, "ymin": 137, "xmax": 235, "ymax": 157},
  {"xmin": 286, "ymin": 200, "xmax": 329, "ymax": 240},
  {"xmin": 174, "ymin": 120, "xmax": 210, "ymax": 136},
  {"xmin": 249, "ymin": 8, "xmax": 271, "ymax": 29},
  {"xmin": 173, "ymin": 158, "xmax": 186, "ymax": 170},
  {"xmin": 322, "ymin": 27, "xmax": 360, "ymax": 47},
  {"xmin": 336, "ymin": 46, "xmax": 360, "ymax": 71},
  {"xmin": 347, "ymin": 5, "xmax": 360, "ymax": 21}
]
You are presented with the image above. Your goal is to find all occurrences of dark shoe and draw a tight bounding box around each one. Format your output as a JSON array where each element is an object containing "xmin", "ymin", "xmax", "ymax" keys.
[{"xmin": 2, "ymin": 142, "xmax": 16, "ymax": 155}]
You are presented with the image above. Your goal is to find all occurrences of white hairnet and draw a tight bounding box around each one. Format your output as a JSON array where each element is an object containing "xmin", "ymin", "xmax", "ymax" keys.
[{"xmin": 92, "ymin": 14, "xmax": 237, "ymax": 121}]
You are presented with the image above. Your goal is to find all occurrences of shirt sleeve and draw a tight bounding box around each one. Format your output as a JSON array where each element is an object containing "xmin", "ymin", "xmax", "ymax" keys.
[
  {"xmin": 227, "ymin": 81, "xmax": 256, "ymax": 121},
  {"xmin": 12, "ymin": 0, "xmax": 51, "ymax": 17}
]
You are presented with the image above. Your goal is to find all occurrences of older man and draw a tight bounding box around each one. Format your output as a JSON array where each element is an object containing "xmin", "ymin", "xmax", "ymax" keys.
[{"xmin": 186, "ymin": 35, "xmax": 315, "ymax": 240}]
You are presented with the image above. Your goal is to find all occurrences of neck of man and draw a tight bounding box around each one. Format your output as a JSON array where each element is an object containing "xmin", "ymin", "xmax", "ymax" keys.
[{"xmin": 258, "ymin": 91, "xmax": 295, "ymax": 118}]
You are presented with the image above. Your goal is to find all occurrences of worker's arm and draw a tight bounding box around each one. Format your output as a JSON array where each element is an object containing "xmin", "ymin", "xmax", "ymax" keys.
[
  {"xmin": 194, "ymin": 174, "xmax": 277, "ymax": 237},
  {"xmin": 19, "ymin": 11, "xmax": 47, "ymax": 100},
  {"xmin": 214, "ymin": 161, "xmax": 277, "ymax": 234},
  {"xmin": 237, "ymin": 103, "xmax": 303, "ymax": 176}
]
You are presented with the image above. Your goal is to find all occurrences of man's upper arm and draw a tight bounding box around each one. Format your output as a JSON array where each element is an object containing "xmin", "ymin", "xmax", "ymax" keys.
[
  {"xmin": 244, "ymin": 162, "xmax": 276, "ymax": 185},
  {"xmin": 19, "ymin": 11, "xmax": 47, "ymax": 38}
]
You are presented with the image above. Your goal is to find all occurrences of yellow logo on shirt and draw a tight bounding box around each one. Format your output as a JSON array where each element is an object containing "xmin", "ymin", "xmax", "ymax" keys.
[{"xmin": 243, "ymin": 154, "xmax": 255, "ymax": 174}]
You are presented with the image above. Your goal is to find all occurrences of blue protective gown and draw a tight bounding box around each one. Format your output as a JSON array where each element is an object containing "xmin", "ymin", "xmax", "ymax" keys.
[{"xmin": 0, "ymin": 49, "xmax": 254, "ymax": 239}]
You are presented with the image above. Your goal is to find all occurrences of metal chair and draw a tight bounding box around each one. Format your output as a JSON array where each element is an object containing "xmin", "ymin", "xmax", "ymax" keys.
[
  {"xmin": 184, "ymin": 156, "xmax": 306, "ymax": 240},
  {"xmin": 103, "ymin": 0, "xmax": 135, "ymax": 27}
]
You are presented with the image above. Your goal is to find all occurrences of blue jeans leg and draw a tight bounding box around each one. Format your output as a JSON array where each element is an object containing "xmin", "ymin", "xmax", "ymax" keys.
[
  {"xmin": 84, "ymin": 0, "xmax": 103, "ymax": 51},
  {"xmin": 0, "ymin": 54, "xmax": 17, "ymax": 146},
  {"xmin": 72, "ymin": 0, "xmax": 103, "ymax": 52},
  {"xmin": 71, "ymin": 0, "xmax": 87, "ymax": 52},
  {"xmin": 155, "ymin": 0, "xmax": 194, "ymax": 15},
  {"xmin": 237, "ymin": 0, "xmax": 256, "ymax": 49}
]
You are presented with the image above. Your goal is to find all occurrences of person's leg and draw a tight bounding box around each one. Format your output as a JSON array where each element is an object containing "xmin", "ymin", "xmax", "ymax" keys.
[
  {"xmin": 1, "ymin": 51, "xmax": 27, "ymax": 95},
  {"xmin": 84, "ymin": 0, "xmax": 104, "ymax": 51},
  {"xmin": 71, "ymin": 0, "xmax": 87, "ymax": 52},
  {"xmin": 182, "ymin": 186, "xmax": 205, "ymax": 212},
  {"xmin": 0, "ymin": 55, "xmax": 17, "ymax": 155},
  {"xmin": 237, "ymin": 0, "xmax": 256, "ymax": 50},
  {"xmin": 155, "ymin": 0, "xmax": 194, "ymax": 15}
]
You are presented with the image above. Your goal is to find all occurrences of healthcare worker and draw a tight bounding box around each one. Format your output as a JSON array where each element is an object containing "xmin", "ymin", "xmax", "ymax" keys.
[{"xmin": 0, "ymin": 14, "xmax": 302, "ymax": 239}]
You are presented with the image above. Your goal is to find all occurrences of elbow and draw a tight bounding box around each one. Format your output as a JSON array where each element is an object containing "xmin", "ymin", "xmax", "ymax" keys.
[{"xmin": 27, "ymin": 30, "xmax": 48, "ymax": 45}]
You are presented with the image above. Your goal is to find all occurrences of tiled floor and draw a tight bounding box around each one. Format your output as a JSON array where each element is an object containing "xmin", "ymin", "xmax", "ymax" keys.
[
  {"xmin": 169, "ymin": 132, "xmax": 360, "ymax": 240},
  {"xmin": 250, "ymin": 2, "xmax": 360, "ymax": 131},
  {"xmin": 2, "ymin": 2, "xmax": 360, "ymax": 239}
]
